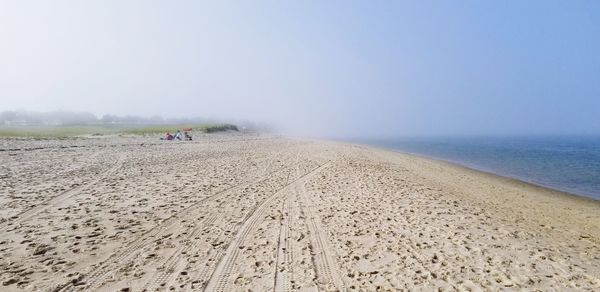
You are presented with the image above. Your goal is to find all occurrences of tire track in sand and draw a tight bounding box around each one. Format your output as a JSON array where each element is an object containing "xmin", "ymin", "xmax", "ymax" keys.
[
  {"xmin": 142, "ymin": 214, "xmax": 220, "ymax": 291},
  {"xmin": 274, "ymin": 150, "xmax": 301, "ymax": 292},
  {"xmin": 188, "ymin": 220, "xmax": 238, "ymax": 291},
  {"xmin": 144, "ymin": 162, "xmax": 282, "ymax": 292},
  {"xmin": 204, "ymin": 160, "xmax": 329, "ymax": 292},
  {"xmin": 174, "ymin": 144, "xmax": 298, "ymax": 291},
  {"xmin": 194, "ymin": 149, "xmax": 298, "ymax": 291},
  {"xmin": 0, "ymin": 152, "xmax": 124, "ymax": 232},
  {"xmin": 71, "ymin": 178, "xmax": 281, "ymax": 291},
  {"xmin": 298, "ymin": 177, "xmax": 346, "ymax": 291},
  {"xmin": 273, "ymin": 189, "xmax": 299, "ymax": 292},
  {"xmin": 59, "ymin": 148, "xmax": 288, "ymax": 291},
  {"xmin": 188, "ymin": 221, "xmax": 229, "ymax": 290},
  {"xmin": 186, "ymin": 166, "xmax": 293, "ymax": 291},
  {"xmin": 50, "ymin": 149, "xmax": 106, "ymax": 180}
]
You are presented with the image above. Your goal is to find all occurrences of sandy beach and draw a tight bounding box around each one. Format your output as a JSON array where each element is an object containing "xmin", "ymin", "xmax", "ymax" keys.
[{"xmin": 1, "ymin": 133, "xmax": 599, "ymax": 291}]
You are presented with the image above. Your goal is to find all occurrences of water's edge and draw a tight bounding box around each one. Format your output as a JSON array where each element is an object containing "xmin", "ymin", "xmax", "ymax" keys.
[{"xmin": 341, "ymin": 139, "xmax": 600, "ymax": 203}]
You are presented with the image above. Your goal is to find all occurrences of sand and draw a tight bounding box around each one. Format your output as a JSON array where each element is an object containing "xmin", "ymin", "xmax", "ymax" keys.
[{"xmin": 1, "ymin": 133, "xmax": 599, "ymax": 291}]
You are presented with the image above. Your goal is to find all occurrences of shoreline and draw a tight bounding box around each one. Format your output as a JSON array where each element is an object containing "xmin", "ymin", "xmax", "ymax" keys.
[{"xmin": 342, "ymin": 139, "xmax": 600, "ymax": 203}]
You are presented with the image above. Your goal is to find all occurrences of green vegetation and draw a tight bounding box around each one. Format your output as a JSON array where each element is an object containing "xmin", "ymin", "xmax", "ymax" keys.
[
  {"xmin": 205, "ymin": 124, "xmax": 239, "ymax": 133},
  {"xmin": 121, "ymin": 123, "xmax": 238, "ymax": 135},
  {"xmin": 0, "ymin": 123, "xmax": 238, "ymax": 138},
  {"xmin": 0, "ymin": 126, "xmax": 117, "ymax": 138}
]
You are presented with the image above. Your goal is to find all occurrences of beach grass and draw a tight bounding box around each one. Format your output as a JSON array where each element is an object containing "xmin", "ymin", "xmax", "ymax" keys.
[
  {"xmin": 0, "ymin": 126, "xmax": 117, "ymax": 138},
  {"xmin": 0, "ymin": 124, "xmax": 238, "ymax": 138},
  {"xmin": 120, "ymin": 124, "xmax": 238, "ymax": 135}
]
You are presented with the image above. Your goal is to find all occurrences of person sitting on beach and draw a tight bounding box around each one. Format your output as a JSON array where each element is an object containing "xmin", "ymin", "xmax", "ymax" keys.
[
  {"xmin": 162, "ymin": 132, "xmax": 173, "ymax": 140},
  {"xmin": 174, "ymin": 130, "xmax": 183, "ymax": 140},
  {"xmin": 184, "ymin": 131, "xmax": 192, "ymax": 141}
]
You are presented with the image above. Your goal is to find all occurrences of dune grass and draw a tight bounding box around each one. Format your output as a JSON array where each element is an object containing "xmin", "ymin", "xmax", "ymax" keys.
[
  {"xmin": 121, "ymin": 124, "xmax": 238, "ymax": 135},
  {"xmin": 0, "ymin": 124, "xmax": 238, "ymax": 138},
  {"xmin": 0, "ymin": 126, "xmax": 117, "ymax": 138}
]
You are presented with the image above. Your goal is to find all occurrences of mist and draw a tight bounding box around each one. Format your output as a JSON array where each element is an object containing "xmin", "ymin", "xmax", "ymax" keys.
[
  {"xmin": 1, "ymin": 1, "xmax": 599, "ymax": 138},
  {"xmin": 0, "ymin": 110, "xmax": 202, "ymax": 126}
]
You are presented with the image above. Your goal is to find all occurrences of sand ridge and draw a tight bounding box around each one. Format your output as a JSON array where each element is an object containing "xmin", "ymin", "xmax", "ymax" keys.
[{"xmin": 1, "ymin": 134, "xmax": 599, "ymax": 291}]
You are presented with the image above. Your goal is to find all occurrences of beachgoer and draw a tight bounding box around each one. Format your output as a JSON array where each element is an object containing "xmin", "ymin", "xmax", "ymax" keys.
[
  {"xmin": 184, "ymin": 131, "xmax": 192, "ymax": 141},
  {"xmin": 174, "ymin": 130, "xmax": 183, "ymax": 140},
  {"xmin": 165, "ymin": 132, "xmax": 174, "ymax": 140}
]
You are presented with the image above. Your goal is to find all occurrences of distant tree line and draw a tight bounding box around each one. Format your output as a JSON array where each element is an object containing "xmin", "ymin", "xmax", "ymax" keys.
[{"xmin": 0, "ymin": 110, "xmax": 213, "ymax": 126}]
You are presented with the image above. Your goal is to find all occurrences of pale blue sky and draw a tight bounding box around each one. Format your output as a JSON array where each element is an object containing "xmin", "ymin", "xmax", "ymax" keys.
[{"xmin": 1, "ymin": 1, "xmax": 599, "ymax": 136}]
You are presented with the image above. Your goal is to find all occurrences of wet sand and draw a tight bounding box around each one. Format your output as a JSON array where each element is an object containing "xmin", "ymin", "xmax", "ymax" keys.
[{"xmin": 1, "ymin": 134, "xmax": 599, "ymax": 291}]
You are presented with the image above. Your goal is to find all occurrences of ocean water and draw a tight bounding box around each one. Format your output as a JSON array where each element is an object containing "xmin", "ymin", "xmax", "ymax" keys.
[{"xmin": 356, "ymin": 136, "xmax": 600, "ymax": 200}]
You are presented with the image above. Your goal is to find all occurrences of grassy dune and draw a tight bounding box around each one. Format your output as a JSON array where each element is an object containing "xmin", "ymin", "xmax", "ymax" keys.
[
  {"xmin": 0, "ymin": 124, "xmax": 238, "ymax": 138},
  {"xmin": 122, "ymin": 124, "xmax": 238, "ymax": 135},
  {"xmin": 0, "ymin": 126, "xmax": 116, "ymax": 138}
]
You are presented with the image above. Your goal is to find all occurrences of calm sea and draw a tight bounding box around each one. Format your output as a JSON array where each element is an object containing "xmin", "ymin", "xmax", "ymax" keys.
[{"xmin": 353, "ymin": 136, "xmax": 600, "ymax": 200}]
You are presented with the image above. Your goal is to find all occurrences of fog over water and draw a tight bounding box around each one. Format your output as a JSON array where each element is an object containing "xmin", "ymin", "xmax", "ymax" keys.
[{"xmin": 1, "ymin": 1, "xmax": 599, "ymax": 137}]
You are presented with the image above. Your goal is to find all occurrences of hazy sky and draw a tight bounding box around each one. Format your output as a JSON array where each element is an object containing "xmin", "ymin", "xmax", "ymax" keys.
[{"xmin": 1, "ymin": 1, "xmax": 599, "ymax": 137}]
